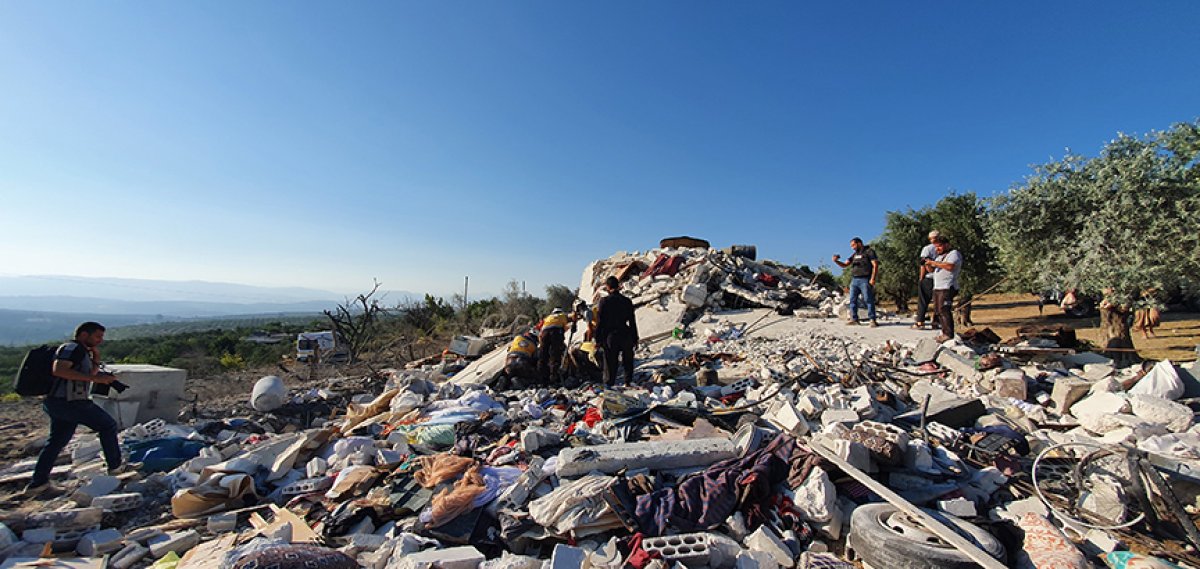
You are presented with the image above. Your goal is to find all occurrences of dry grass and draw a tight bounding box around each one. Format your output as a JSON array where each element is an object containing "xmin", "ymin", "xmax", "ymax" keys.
[{"xmin": 965, "ymin": 293, "xmax": 1200, "ymax": 362}]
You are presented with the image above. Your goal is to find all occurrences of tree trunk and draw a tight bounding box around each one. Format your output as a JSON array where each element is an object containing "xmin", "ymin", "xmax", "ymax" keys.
[
  {"xmin": 1099, "ymin": 303, "xmax": 1140, "ymax": 366},
  {"xmin": 891, "ymin": 294, "xmax": 910, "ymax": 314}
]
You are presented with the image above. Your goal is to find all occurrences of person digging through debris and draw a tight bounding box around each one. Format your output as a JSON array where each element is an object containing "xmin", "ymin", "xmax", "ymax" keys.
[
  {"xmin": 537, "ymin": 308, "xmax": 570, "ymax": 384},
  {"xmin": 501, "ymin": 330, "xmax": 541, "ymax": 389},
  {"xmin": 913, "ymin": 229, "xmax": 941, "ymax": 329},
  {"xmin": 925, "ymin": 236, "xmax": 963, "ymax": 342},
  {"xmin": 26, "ymin": 322, "xmax": 131, "ymax": 495},
  {"xmin": 594, "ymin": 276, "xmax": 639, "ymax": 385},
  {"xmin": 833, "ymin": 237, "xmax": 879, "ymax": 327}
]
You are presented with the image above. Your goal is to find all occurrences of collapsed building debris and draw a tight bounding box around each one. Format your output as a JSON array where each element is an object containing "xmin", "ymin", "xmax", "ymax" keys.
[{"xmin": 3, "ymin": 243, "xmax": 1200, "ymax": 569}]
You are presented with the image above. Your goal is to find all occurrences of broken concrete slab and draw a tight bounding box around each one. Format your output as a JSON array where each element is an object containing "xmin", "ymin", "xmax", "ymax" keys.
[{"xmin": 556, "ymin": 438, "xmax": 736, "ymax": 478}]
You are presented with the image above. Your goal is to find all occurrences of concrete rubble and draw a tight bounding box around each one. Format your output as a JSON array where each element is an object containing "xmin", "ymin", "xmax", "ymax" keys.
[{"xmin": 2, "ymin": 242, "xmax": 1199, "ymax": 569}]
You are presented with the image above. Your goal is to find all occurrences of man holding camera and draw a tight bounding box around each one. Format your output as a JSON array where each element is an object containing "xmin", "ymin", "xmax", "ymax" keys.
[{"xmin": 26, "ymin": 321, "xmax": 130, "ymax": 495}]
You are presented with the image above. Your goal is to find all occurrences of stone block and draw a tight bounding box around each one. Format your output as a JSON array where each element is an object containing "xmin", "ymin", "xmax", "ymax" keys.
[
  {"xmin": 1051, "ymin": 376, "xmax": 1093, "ymax": 412},
  {"xmin": 820, "ymin": 409, "xmax": 859, "ymax": 427},
  {"xmin": 550, "ymin": 544, "xmax": 587, "ymax": 569},
  {"xmin": 497, "ymin": 456, "xmax": 547, "ymax": 510},
  {"xmin": 764, "ymin": 401, "xmax": 809, "ymax": 436},
  {"xmin": 556, "ymin": 438, "xmax": 736, "ymax": 478},
  {"xmin": 281, "ymin": 476, "xmax": 335, "ymax": 496},
  {"xmin": 936, "ymin": 350, "xmax": 980, "ymax": 381},
  {"xmin": 521, "ymin": 427, "xmax": 562, "ymax": 453},
  {"xmin": 92, "ymin": 492, "xmax": 142, "ymax": 512},
  {"xmin": 22, "ymin": 527, "xmax": 57, "ymax": 544},
  {"xmin": 148, "ymin": 529, "xmax": 200, "ymax": 559},
  {"xmin": 27, "ymin": 507, "xmax": 103, "ymax": 529},
  {"xmin": 736, "ymin": 550, "xmax": 779, "ymax": 569},
  {"xmin": 207, "ymin": 512, "xmax": 237, "ymax": 533},
  {"xmin": 1130, "ymin": 395, "xmax": 1194, "ymax": 433},
  {"xmin": 1071, "ymin": 392, "xmax": 1130, "ymax": 419},
  {"xmin": 744, "ymin": 526, "xmax": 792, "ymax": 568},
  {"xmin": 111, "ymin": 543, "xmax": 150, "ymax": 569},
  {"xmin": 994, "ymin": 369, "xmax": 1028, "ymax": 400},
  {"xmin": 307, "ymin": 457, "xmax": 329, "ymax": 477},
  {"xmin": 407, "ymin": 545, "xmax": 486, "ymax": 569},
  {"xmin": 71, "ymin": 475, "xmax": 121, "ymax": 506},
  {"xmin": 77, "ymin": 528, "xmax": 125, "ymax": 556},
  {"xmin": 912, "ymin": 338, "xmax": 942, "ymax": 364}
]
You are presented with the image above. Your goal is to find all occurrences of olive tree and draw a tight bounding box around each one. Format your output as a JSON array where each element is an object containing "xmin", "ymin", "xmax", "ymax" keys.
[
  {"xmin": 988, "ymin": 121, "xmax": 1200, "ymax": 363},
  {"xmin": 873, "ymin": 193, "xmax": 1000, "ymax": 320}
]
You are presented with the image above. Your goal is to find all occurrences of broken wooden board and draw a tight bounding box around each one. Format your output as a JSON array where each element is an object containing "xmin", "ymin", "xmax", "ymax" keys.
[
  {"xmin": 248, "ymin": 504, "xmax": 321, "ymax": 543},
  {"xmin": 809, "ymin": 442, "xmax": 1008, "ymax": 569}
]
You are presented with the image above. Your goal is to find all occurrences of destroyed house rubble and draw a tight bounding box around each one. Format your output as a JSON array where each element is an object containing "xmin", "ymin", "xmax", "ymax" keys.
[{"xmin": 2, "ymin": 246, "xmax": 1200, "ymax": 569}]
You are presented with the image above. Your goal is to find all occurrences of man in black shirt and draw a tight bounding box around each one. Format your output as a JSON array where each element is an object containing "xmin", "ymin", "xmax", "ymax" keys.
[
  {"xmin": 593, "ymin": 276, "xmax": 639, "ymax": 385},
  {"xmin": 26, "ymin": 321, "xmax": 128, "ymax": 495},
  {"xmin": 833, "ymin": 237, "xmax": 879, "ymax": 327}
]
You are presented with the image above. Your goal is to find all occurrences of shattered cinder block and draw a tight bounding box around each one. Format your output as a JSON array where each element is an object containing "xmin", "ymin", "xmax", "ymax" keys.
[
  {"xmin": 640, "ymin": 533, "xmax": 712, "ymax": 567},
  {"xmin": 281, "ymin": 476, "xmax": 335, "ymax": 496},
  {"xmin": 937, "ymin": 497, "xmax": 977, "ymax": 518},
  {"xmin": 1070, "ymin": 392, "xmax": 1130, "ymax": 419},
  {"xmin": 550, "ymin": 544, "xmax": 587, "ymax": 569},
  {"xmin": 764, "ymin": 401, "xmax": 809, "ymax": 436},
  {"xmin": 77, "ymin": 528, "xmax": 125, "ymax": 556},
  {"xmin": 1051, "ymin": 376, "xmax": 1093, "ymax": 412},
  {"xmin": 110, "ymin": 543, "xmax": 150, "ymax": 569},
  {"xmin": 406, "ymin": 545, "xmax": 487, "ymax": 569},
  {"xmin": 744, "ymin": 526, "xmax": 792, "ymax": 568},
  {"xmin": 71, "ymin": 475, "xmax": 121, "ymax": 506},
  {"xmin": 1129, "ymin": 395, "xmax": 1194, "ymax": 433},
  {"xmin": 148, "ymin": 529, "xmax": 200, "ymax": 559},
  {"xmin": 556, "ymin": 438, "xmax": 736, "ymax": 478},
  {"xmin": 92, "ymin": 492, "xmax": 143, "ymax": 512}
]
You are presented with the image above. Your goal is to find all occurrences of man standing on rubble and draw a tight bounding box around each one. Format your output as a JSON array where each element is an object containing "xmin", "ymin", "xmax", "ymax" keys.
[
  {"xmin": 594, "ymin": 276, "xmax": 639, "ymax": 385},
  {"xmin": 833, "ymin": 237, "xmax": 879, "ymax": 327},
  {"xmin": 925, "ymin": 236, "xmax": 963, "ymax": 342},
  {"xmin": 536, "ymin": 308, "xmax": 569, "ymax": 384},
  {"xmin": 26, "ymin": 322, "xmax": 129, "ymax": 495},
  {"xmin": 913, "ymin": 230, "xmax": 941, "ymax": 329}
]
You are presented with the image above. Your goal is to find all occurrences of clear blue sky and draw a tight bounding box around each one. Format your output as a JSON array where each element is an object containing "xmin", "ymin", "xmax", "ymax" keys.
[{"xmin": 2, "ymin": 2, "xmax": 1197, "ymax": 299}]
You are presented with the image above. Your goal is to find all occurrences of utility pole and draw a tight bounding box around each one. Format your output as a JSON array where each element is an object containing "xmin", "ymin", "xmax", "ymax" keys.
[{"xmin": 462, "ymin": 276, "xmax": 469, "ymax": 311}]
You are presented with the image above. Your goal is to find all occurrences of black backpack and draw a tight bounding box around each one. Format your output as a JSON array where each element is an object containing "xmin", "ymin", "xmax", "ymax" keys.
[{"xmin": 13, "ymin": 345, "xmax": 60, "ymax": 396}]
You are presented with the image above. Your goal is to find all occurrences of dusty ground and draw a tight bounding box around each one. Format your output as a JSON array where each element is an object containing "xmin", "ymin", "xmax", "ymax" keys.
[{"xmin": 965, "ymin": 293, "xmax": 1200, "ymax": 362}]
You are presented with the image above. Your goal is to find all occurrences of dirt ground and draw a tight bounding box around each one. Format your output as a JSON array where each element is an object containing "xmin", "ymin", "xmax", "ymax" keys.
[{"xmin": 966, "ymin": 293, "xmax": 1200, "ymax": 362}]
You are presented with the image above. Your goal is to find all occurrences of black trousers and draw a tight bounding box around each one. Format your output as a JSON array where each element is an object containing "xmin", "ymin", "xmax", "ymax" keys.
[
  {"xmin": 537, "ymin": 327, "xmax": 565, "ymax": 383},
  {"xmin": 602, "ymin": 335, "xmax": 636, "ymax": 384},
  {"xmin": 32, "ymin": 398, "xmax": 121, "ymax": 486},
  {"xmin": 915, "ymin": 277, "xmax": 934, "ymax": 323}
]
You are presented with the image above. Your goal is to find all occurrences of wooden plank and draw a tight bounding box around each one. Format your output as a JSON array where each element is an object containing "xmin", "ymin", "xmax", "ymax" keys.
[{"xmin": 808, "ymin": 442, "xmax": 1008, "ymax": 569}]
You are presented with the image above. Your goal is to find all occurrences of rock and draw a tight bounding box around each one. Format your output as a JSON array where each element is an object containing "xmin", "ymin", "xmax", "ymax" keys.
[
  {"xmin": 1130, "ymin": 395, "xmax": 1194, "ymax": 433},
  {"xmin": 1070, "ymin": 392, "xmax": 1130, "ymax": 419},
  {"xmin": 1051, "ymin": 376, "xmax": 1093, "ymax": 412},
  {"xmin": 792, "ymin": 468, "xmax": 836, "ymax": 523}
]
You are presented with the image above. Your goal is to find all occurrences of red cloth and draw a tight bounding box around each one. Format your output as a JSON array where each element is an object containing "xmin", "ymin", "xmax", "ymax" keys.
[
  {"xmin": 623, "ymin": 533, "xmax": 662, "ymax": 569},
  {"xmin": 583, "ymin": 407, "xmax": 603, "ymax": 427}
]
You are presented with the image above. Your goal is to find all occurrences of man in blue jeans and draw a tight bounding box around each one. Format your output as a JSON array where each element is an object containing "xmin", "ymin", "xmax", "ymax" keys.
[
  {"xmin": 25, "ymin": 321, "xmax": 128, "ymax": 495},
  {"xmin": 833, "ymin": 237, "xmax": 879, "ymax": 327}
]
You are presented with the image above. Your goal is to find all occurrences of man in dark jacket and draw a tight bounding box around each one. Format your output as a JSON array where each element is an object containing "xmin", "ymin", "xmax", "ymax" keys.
[{"xmin": 593, "ymin": 276, "xmax": 639, "ymax": 385}]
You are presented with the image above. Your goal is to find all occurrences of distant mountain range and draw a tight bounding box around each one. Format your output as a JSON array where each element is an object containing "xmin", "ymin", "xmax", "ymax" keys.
[{"xmin": 0, "ymin": 275, "xmax": 418, "ymax": 345}]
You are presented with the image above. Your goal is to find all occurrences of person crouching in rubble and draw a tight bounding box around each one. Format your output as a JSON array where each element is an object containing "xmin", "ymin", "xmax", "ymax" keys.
[
  {"xmin": 594, "ymin": 276, "xmax": 639, "ymax": 385},
  {"xmin": 537, "ymin": 308, "xmax": 570, "ymax": 384},
  {"xmin": 502, "ymin": 330, "xmax": 540, "ymax": 389},
  {"xmin": 26, "ymin": 321, "xmax": 130, "ymax": 495}
]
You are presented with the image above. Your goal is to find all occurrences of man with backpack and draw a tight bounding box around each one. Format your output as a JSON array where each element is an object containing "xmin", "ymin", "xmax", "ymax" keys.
[{"xmin": 25, "ymin": 322, "xmax": 129, "ymax": 495}]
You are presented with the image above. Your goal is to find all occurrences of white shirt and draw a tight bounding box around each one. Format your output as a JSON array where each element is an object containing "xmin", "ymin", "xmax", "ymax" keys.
[{"xmin": 932, "ymin": 250, "xmax": 962, "ymax": 290}]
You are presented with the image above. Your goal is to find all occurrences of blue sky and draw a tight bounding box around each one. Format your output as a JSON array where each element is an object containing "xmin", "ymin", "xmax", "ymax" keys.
[{"xmin": 1, "ymin": 2, "xmax": 1197, "ymax": 299}]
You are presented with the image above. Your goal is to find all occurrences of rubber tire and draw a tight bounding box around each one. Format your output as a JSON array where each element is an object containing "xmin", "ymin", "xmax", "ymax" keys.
[{"xmin": 848, "ymin": 503, "xmax": 1005, "ymax": 569}]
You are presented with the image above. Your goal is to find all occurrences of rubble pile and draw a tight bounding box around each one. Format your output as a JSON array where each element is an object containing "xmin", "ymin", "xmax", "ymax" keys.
[
  {"xmin": 579, "ymin": 245, "xmax": 841, "ymax": 322},
  {"xmin": 3, "ymin": 249, "xmax": 1200, "ymax": 569}
]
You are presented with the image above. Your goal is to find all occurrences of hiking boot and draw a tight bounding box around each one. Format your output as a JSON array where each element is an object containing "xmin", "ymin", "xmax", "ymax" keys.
[
  {"xmin": 22, "ymin": 481, "xmax": 61, "ymax": 497},
  {"xmin": 107, "ymin": 463, "xmax": 138, "ymax": 476},
  {"xmin": 869, "ymin": 319, "xmax": 879, "ymax": 328}
]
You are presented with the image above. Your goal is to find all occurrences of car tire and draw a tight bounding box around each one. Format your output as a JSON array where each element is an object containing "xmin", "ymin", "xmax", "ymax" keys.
[{"xmin": 847, "ymin": 503, "xmax": 1005, "ymax": 569}]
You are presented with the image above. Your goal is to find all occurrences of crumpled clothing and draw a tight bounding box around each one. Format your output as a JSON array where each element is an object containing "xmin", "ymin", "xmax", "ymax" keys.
[
  {"xmin": 529, "ymin": 474, "xmax": 618, "ymax": 535},
  {"xmin": 472, "ymin": 466, "xmax": 523, "ymax": 508},
  {"xmin": 1104, "ymin": 551, "xmax": 1183, "ymax": 569},
  {"xmin": 634, "ymin": 434, "xmax": 796, "ymax": 536},
  {"xmin": 231, "ymin": 544, "xmax": 358, "ymax": 569},
  {"xmin": 622, "ymin": 533, "xmax": 661, "ymax": 569},
  {"xmin": 1014, "ymin": 512, "xmax": 1088, "ymax": 569},
  {"xmin": 413, "ymin": 454, "xmax": 476, "ymax": 488},
  {"xmin": 424, "ymin": 464, "xmax": 487, "ymax": 528}
]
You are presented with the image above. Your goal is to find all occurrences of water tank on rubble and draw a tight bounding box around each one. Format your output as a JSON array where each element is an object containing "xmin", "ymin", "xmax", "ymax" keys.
[{"xmin": 251, "ymin": 375, "xmax": 287, "ymax": 412}]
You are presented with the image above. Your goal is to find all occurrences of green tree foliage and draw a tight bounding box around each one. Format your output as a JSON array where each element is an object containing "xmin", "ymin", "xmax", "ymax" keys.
[
  {"xmin": 989, "ymin": 120, "xmax": 1200, "ymax": 354},
  {"xmin": 872, "ymin": 193, "xmax": 1000, "ymax": 311},
  {"xmin": 541, "ymin": 284, "xmax": 577, "ymax": 314}
]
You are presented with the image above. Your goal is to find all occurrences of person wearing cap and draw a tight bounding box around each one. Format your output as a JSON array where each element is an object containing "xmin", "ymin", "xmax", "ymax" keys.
[
  {"xmin": 912, "ymin": 230, "xmax": 941, "ymax": 329},
  {"xmin": 537, "ymin": 308, "xmax": 570, "ymax": 384},
  {"xmin": 833, "ymin": 237, "xmax": 879, "ymax": 327},
  {"xmin": 501, "ymin": 330, "xmax": 540, "ymax": 389}
]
